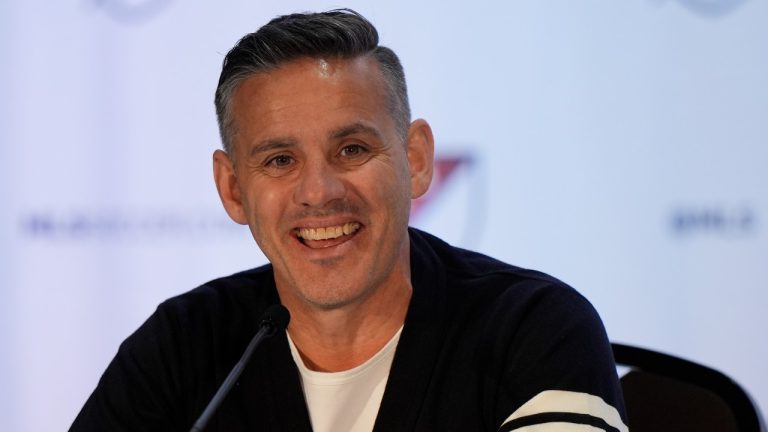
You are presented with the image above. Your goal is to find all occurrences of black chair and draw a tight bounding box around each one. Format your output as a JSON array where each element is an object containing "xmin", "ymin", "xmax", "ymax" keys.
[{"xmin": 612, "ymin": 343, "xmax": 765, "ymax": 432}]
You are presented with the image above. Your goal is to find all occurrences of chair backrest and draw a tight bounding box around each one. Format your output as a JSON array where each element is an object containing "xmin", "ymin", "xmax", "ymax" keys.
[{"xmin": 612, "ymin": 343, "xmax": 765, "ymax": 432}]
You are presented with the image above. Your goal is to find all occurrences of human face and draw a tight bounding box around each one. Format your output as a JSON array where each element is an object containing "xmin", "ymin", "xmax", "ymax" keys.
[{"xmin": 214, "ymin": 57, "xmax": 433, "ymax": 311}]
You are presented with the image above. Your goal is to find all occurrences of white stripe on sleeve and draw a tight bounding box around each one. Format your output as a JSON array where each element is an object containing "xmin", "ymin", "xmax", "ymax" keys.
[{"xmin": 499, "ymin": 390, "xmax": 627, "ymax": 432}]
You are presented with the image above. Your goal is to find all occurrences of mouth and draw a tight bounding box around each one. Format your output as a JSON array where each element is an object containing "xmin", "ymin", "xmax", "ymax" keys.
[{"xmin": 294, "ymin": 222, "xmax": 361, "ymax": 248}]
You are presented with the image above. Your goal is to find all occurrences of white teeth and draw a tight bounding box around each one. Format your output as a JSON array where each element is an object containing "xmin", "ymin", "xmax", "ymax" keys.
[{"xmin": 297, "ymin": 222, "xmax": 360, "ymax": 241}]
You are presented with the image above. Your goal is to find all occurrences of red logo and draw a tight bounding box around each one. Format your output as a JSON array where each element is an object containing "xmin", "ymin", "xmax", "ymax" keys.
[{"xmin": 411, "ymin": 154, "xmax": 474, "ymax": 219}]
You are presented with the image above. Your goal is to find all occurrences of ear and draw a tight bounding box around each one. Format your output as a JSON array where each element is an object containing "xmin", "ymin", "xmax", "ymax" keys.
[
  {"xmin": 406, "ymin": 119, "xmax": 435, "ymax": 199},
  {"xmin": 213, "ymin": 149, "xmax": 248, "ymax": 225}
]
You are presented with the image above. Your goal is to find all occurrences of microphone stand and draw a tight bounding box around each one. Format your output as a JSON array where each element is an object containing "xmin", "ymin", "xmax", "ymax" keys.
[{"xmin": 189, "ymin": 305, "xmax": 289, "ymax": 432}]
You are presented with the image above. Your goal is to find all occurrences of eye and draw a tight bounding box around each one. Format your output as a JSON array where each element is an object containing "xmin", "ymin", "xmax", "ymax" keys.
[
  {"xmin": 266, "ymin": 154, "xmax": 294, "ymax": 167},
  {"xmin": 340, "ymin": 144, "xmax": 367, "ymax": 158}
]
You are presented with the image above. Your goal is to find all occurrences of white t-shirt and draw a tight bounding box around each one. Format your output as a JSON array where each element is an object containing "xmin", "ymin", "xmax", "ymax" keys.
[{"xmin": 286, "ymin": 328, "xmax": 403, "ymax": 432}]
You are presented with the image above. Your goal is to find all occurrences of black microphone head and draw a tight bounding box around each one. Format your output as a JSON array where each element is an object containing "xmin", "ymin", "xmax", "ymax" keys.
[{"xmin": 259, "ymin": 304, "xmax": 290, "ymax": 335}]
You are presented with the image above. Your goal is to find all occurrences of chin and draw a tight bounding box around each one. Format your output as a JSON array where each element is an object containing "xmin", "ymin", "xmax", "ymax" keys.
[{"xmin": 298, "ymin": 282, "xmax": 370, "ymax": 310}]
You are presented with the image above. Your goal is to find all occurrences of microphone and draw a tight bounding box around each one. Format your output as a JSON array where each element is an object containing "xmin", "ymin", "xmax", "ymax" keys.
[{"xmin": 189, "ymin": 304, "xmax": 290, "ymax": 432}]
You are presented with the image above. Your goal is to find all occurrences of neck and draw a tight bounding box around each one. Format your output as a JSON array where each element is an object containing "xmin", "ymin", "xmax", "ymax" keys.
[{"xmin": 283, "ymin": 272, "xmax": 412, "ymax": 372}]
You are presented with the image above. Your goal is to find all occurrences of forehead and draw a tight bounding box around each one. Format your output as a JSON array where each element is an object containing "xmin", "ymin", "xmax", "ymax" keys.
[
  {"xmin": 230, "ymin": 56, "xmax": 389, "ymax": 117},
  {"xmin": 228, "ymin": 56, "xmax": 396, "ymax": 152}
]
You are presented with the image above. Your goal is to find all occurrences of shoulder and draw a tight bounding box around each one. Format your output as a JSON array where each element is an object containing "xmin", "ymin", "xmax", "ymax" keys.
[
  {"xmin": 70, "ymin": 264, "xmax": 281, "ymax": 431},
  {"xmin": 408, "ymin": 230, "xmax": 626, "ymax": 430},
  {"xmin": 409, "ymin": 227, "xmax": 594, "ymax": 320},
  {"xmin": 409, "ymin": 227, "xmax": 613, "ymax": 381},
  {"xmin": 158, "ymin": 265, "xmax": 276, "ymax": 315},
  {"xmin": 122, "ymin": 264, "xmax": 279, "ymax": 351}
]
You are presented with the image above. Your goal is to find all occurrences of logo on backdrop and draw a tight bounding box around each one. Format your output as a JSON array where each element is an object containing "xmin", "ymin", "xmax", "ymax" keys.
[
  {"xmin": 411, "ymin": 155, "xmax": 473, "ymax": 218},
  {"xmin": 409, "ymin": 152, "xmax": 484, "ymax": 247},
  {"xmin": 654, "ymin": 0, "xmax": 748, "ymax": 17},
  {"xmin": 91, "ymin": 0, "xmax": 173, "ymax": 24},
  {"xmin": 19, "ymin": 210, "xmax": 243, "ymax": 240},
  {"xmin": 671, "ymin": 205, "xmax": 756, "ymax": 236}
]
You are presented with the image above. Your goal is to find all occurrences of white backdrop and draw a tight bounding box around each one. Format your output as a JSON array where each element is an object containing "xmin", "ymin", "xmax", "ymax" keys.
[{"xmin": 2, "ymin": 1, "xmax": 766, "ymax": 430}]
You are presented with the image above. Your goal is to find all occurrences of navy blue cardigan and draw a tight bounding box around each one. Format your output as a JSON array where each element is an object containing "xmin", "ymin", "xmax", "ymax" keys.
[{"xmin": 71, "ymin": 228, "xmax": 626, "ymax": 431}]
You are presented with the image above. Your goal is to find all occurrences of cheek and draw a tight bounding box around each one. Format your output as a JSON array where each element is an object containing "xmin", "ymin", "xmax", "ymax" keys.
[
  {"xmin": 246, "ymin": 191, "xmax": 285, "ymax": 258},
  {"xmin": 243, "ymin": 182, "xmax": 286, "ymax": 232},
  {"xmin": 392, "ymin": 158, "xmax": 415, "ymax": 206},
  {"xmin": 371, "ymin": 170, "xmax": 411, "ymax": 219},
  {"xmin": 370, "ymin": 154, "xmax": 411, "ymax": 194}
]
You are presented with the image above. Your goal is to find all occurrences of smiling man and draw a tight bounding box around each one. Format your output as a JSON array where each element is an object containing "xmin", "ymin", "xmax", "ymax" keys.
[
  {"xmin": 213, "ymin": 54, "xmax": 428, "ymax": 374},
  {"xmin": 71, "ymin": 9, "xmax": 627, "ymax": 432}
]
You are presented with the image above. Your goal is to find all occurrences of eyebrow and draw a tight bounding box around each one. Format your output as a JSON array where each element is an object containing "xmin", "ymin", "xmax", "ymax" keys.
[
  {"xmin": 246, "ymin": 122, "xmax": 384, "ymax": 158},
  {"xmin": 329, "ymin": 122, "xmax": 384, "ymax": 141},
  {"xmin": 247, "ymin": 137, "xmax": 297, "ymax": 158}
]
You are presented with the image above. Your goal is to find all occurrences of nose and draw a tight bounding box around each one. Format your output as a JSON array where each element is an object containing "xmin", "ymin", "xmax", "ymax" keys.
[{"xmin": 293, "ymin": 158, "xmax": 346, "ymax": 208}]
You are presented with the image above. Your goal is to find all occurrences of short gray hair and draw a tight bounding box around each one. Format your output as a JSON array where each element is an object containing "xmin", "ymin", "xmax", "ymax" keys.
[{"xmin": 214, "ymin": 9, "xmax": 411, "ymax": 156}]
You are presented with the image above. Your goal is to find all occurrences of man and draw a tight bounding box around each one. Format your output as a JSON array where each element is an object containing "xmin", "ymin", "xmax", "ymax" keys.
[{"xmin": 71, "ymin": 9, "xmax": 627, "ymax": 432}]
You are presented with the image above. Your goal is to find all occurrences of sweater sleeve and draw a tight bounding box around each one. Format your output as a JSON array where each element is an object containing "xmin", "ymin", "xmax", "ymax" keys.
[{"xmin": 492, "ymin": 282, "xmax": 627, "ymax": 432}]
